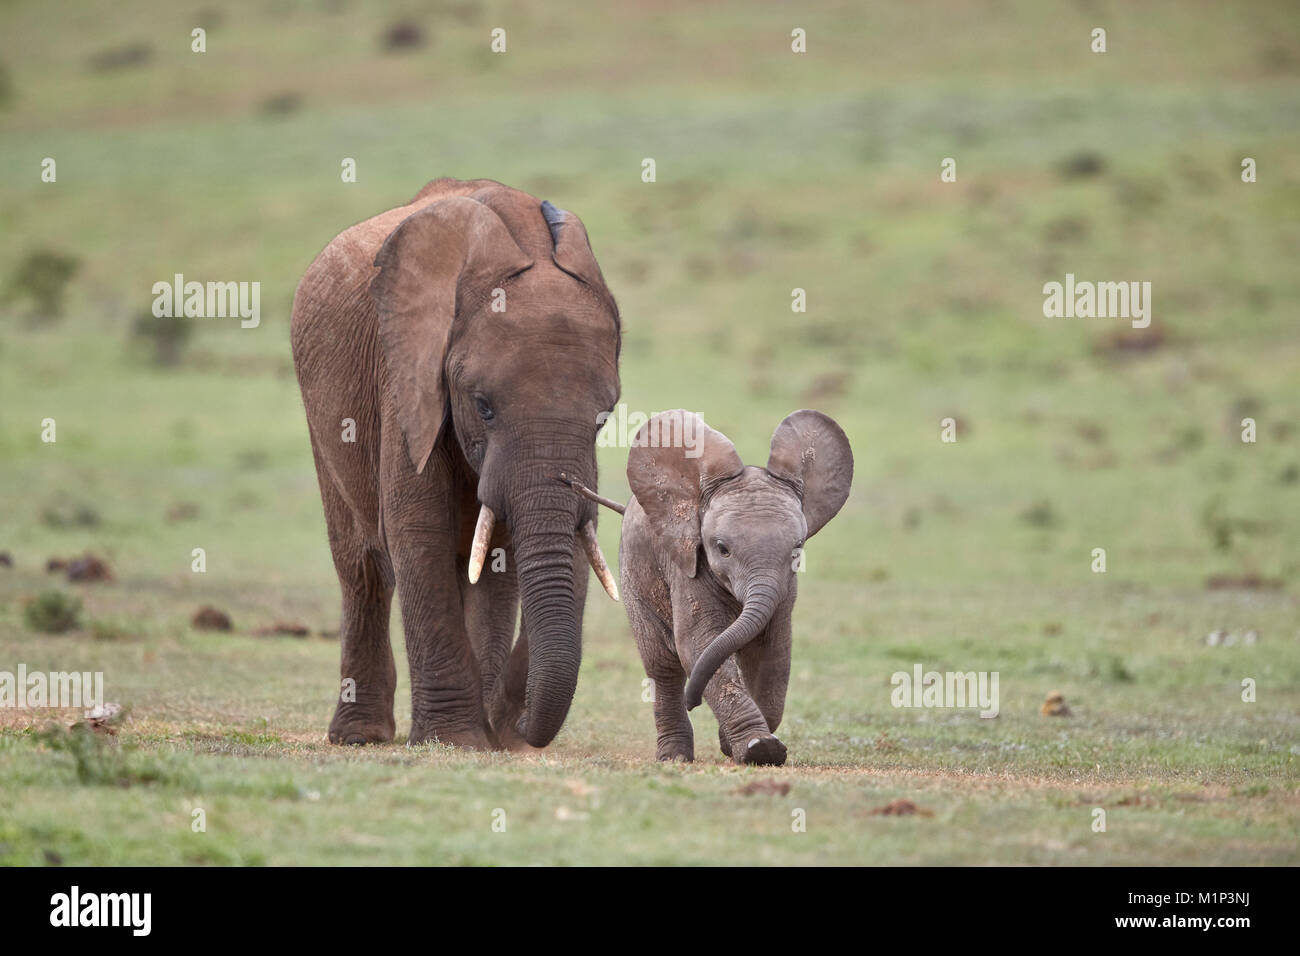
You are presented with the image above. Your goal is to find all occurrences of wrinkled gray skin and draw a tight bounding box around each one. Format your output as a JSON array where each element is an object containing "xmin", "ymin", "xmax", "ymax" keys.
[
  {"xmin": 619, "ymin": 410, "xmax": 853, "ymax": 765},
  {"xmin": 291, "ymin": 178, "xmax": 620, "ymax": 750}
]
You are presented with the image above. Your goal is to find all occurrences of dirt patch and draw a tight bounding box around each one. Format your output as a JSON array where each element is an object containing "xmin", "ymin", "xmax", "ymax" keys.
[
  {"xmin": 870, "ymin": 798, "xmax": 933, "ymax": 817},
  {"xmin": 1094, "ymin": 325, "xmax": 1167, "ymax": 356},
  {"xmin": 249, "ymin": 622, "xmax": 310, "ymax": 638},
  {"xmin": 45, "ymin": 553, "xmax": 113, "ymax": 582},
  {"xmin": 165, "ymin": 502, "xmax": 200, "ymax": 522},
  {"xmin": 1206, "ymin": 573, "xmax": 1283, "ymax": 591},
  {"xmin": 1114, "ymin": 793, "xmax": 1156, "ymax": 807},
  {"xmin": 735, "ymin": 779, "xmax": 790, "ymax": 796},
  {"xmin": 67, "ymin": 554, "xmax": 113, "ymax": 583},
  {"xmin": 87, "ymin": 42, "xmax": 153, "ymax": 73}
]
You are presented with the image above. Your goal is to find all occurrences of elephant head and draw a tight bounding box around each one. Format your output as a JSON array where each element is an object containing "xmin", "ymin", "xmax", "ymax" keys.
[
  {"xmin": 627, "ymin": 409, "xmax": 853, "ymax": 709},
  {"xmin": 371, "ymin": 187, "xmax": 620, "ymax": 747}
]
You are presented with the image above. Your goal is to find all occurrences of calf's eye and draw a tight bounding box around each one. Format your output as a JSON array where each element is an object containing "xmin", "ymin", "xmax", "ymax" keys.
[
  {"xmin": 716, "ymin": 541, "xmax": 731, "ymax": 557},
  {"xmin": 475, "ymin": 396, "xmax": 495, "ymax": 421}
]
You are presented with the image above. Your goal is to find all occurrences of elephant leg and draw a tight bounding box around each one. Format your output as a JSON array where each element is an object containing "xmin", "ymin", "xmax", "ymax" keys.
[
  {"xmin": 697, "ymin": 658, "xmax": 786, "ymax": 766},
  {"xmin": 458, "ymin": 546, "xmax": 518, "ymax": 710},
  {"xmin": 391, "ymin": 546, "xmax": 493, "ymax": 748},
  {"xmin": 675, "ymin": 601, "xmax": 785, "ymax": 766},
  {"xmin": 311, "ymin": 438, "xmax": 397, "ymax": 746},
  {"xmin": 487, "ymin": 618, "xmax": 530, "ymax": 750},
  {"xmin": 384, "ymin": 455, "xmax": 493, "ymax": 750},
  {"xmin": 328, "ymin": 548, "xmax": 397, "ymax": 745},
  {"xmin": 737, "ymin": 611, "xmax": 792, "ymax": 735},
  {"xmin": 627, "ymin": 588, "xmax": 692, "ymax": 761},
  {"xmin": 652, "ymin": 672, "xmax": 693, "ymax": 762}
]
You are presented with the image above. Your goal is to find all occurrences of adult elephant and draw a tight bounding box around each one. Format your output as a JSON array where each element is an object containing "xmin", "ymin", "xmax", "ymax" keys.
[{"xmin": 291, "ymin": 177, "xmax": 621, "ymax": 750}]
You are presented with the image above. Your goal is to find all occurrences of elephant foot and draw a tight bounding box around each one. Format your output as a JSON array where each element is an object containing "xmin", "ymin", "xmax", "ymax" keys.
[
  {"xmin": 656, "ymin": 739, "xmax": 694, "ymax": 762},
  {"xmin": 408, "ymin": 720, "xmax": 495, "ymax": 751},
  {"xmin": 738, "ymin": 733, "xmax": 787, "ymax": 766},
  {"xmin": 328, "ymin": 709, "xmax": 395, "ymax": 746},
  {"xmin": 492, "ymin": 720, "xmax": 541, "ymax": 753},
  {"xmin": 486, "ymin": 697, "xmax": 532, "ymax": 752}
]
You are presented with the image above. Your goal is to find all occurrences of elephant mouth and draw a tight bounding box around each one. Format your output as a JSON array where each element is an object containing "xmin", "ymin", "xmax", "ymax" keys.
[{"xmin": 466, "ymin": 497, "xmax": 618, "ymax": 601}]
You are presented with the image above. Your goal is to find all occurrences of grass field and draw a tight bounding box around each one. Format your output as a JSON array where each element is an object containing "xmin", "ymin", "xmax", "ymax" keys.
[{"xmin": 1, "ymin": 0, "xmax": 1298, "ymax": 865}]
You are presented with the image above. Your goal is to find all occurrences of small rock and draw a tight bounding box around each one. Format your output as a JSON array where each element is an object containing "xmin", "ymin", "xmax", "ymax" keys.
[
  {"xmin": 1041, "ymin": 690, "xmax": 1071, "ymax": 716},
  {"xmin": 75, "ymin": 702, "xmax": 124, "ymax": 736},
  {"xmin": 381, "ymin": 20, "xmax": 427, "ymax": 51},
  {"xmin": 0, "ymin": 551, "xmax": 11, "ymax": 568},
  {"xmin": 192, "ymin": 606, "xmax": 233, "ymax": 631},
  {"xmin": 84, "ymin": 702, "xmax": 122, "ymax": 722},
  {"xmin": 66, "ymin": 554, "xmax": 113, "ymax": 583},
  {"xmin": 165, "ymin": 502, "xmax": 200, "ymax": 522}
]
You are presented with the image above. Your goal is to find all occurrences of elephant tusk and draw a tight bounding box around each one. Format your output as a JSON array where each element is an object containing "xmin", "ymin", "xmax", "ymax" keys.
[
  {"xmin": 468, "ymin": 504, "xmax": 495, "ymax": 584},
  {"xmin": 580, "ymin": 521, "xmax": 620, "ymax": 601}
]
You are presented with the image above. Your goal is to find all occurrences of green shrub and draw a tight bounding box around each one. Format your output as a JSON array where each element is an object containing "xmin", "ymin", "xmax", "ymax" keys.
[
  {"xmin": 2, "ymin": 250, "xmax": 81, "ymax": 320},
  {"xmin": 23, "ymin": 591, "xmax": 82, "ymax": 633},
  {"xmin": 131, "ymin": 310, "xmax": 193, "ymax": 366}
]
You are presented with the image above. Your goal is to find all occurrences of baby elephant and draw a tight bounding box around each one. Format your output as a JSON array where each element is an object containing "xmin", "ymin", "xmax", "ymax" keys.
[{"xmin": 619, "ymin": 409, "xmax": 853, "ymax": 765}]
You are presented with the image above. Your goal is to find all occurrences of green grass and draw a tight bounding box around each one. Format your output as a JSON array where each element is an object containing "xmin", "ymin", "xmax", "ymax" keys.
[{"xmin": 0, "ymin": 0, "xmax": 1298, "ymax": 865}]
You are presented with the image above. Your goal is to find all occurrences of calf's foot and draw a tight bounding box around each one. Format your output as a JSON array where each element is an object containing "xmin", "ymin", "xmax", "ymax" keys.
[{"xmin": 737, "ymin": 732, "xmax": 787, "ymax": 766}]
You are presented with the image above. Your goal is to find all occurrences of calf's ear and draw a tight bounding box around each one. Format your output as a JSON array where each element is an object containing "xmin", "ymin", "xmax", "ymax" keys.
[
  {"xmin": 767, "ymin": 410, "xmax": 853, "ymax": 538},
  {"xmin": 627, "ymin": 410, "xmax": 743, "ymax": 577}
]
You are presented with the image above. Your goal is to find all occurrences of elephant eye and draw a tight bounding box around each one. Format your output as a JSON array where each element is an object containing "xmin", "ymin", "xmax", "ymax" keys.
[
  {"xmin": 474, "ymin": 396, "xmax": 495, "ymax": 421},
  {"xmin": 716, "ymin": 541, "xmax": 731, "ymax": 557}
]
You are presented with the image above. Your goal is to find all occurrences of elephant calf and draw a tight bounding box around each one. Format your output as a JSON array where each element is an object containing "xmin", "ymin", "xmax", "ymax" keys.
[{"xmin": 617, "ymin": 409, "xmax": 853, "ymax": 765}]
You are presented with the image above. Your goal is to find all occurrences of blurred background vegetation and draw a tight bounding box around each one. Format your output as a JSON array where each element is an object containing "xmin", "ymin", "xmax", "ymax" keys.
[{"xmin": 0, "ymin": 0, "xmax": 1297, "ymax": 864}]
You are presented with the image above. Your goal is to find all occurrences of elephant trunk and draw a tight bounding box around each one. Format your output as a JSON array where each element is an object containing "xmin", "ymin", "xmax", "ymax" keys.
[
  {"xmin": 683, "ymin": 574, "xmax": 782, "ymax": 710},
  {"xmin": 510, "ymin": 485, "xmax": 585, "ymax": 748}
]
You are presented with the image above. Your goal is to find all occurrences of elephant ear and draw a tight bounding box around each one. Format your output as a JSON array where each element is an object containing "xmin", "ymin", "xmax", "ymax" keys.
[
  {"xmin": 540, "ymin": 201, "xmax": 612, "ymax": 301},
  {"xmin": 627, "ymin": 410, "xmax": 744, "ymax": 577},
  {"xmin": 371, "ymin": 196, "xmax": 533, "ymax": 473},
  {"xmin": 767, "ymin": 409, "xmax": 854, "ymax": 538}
]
